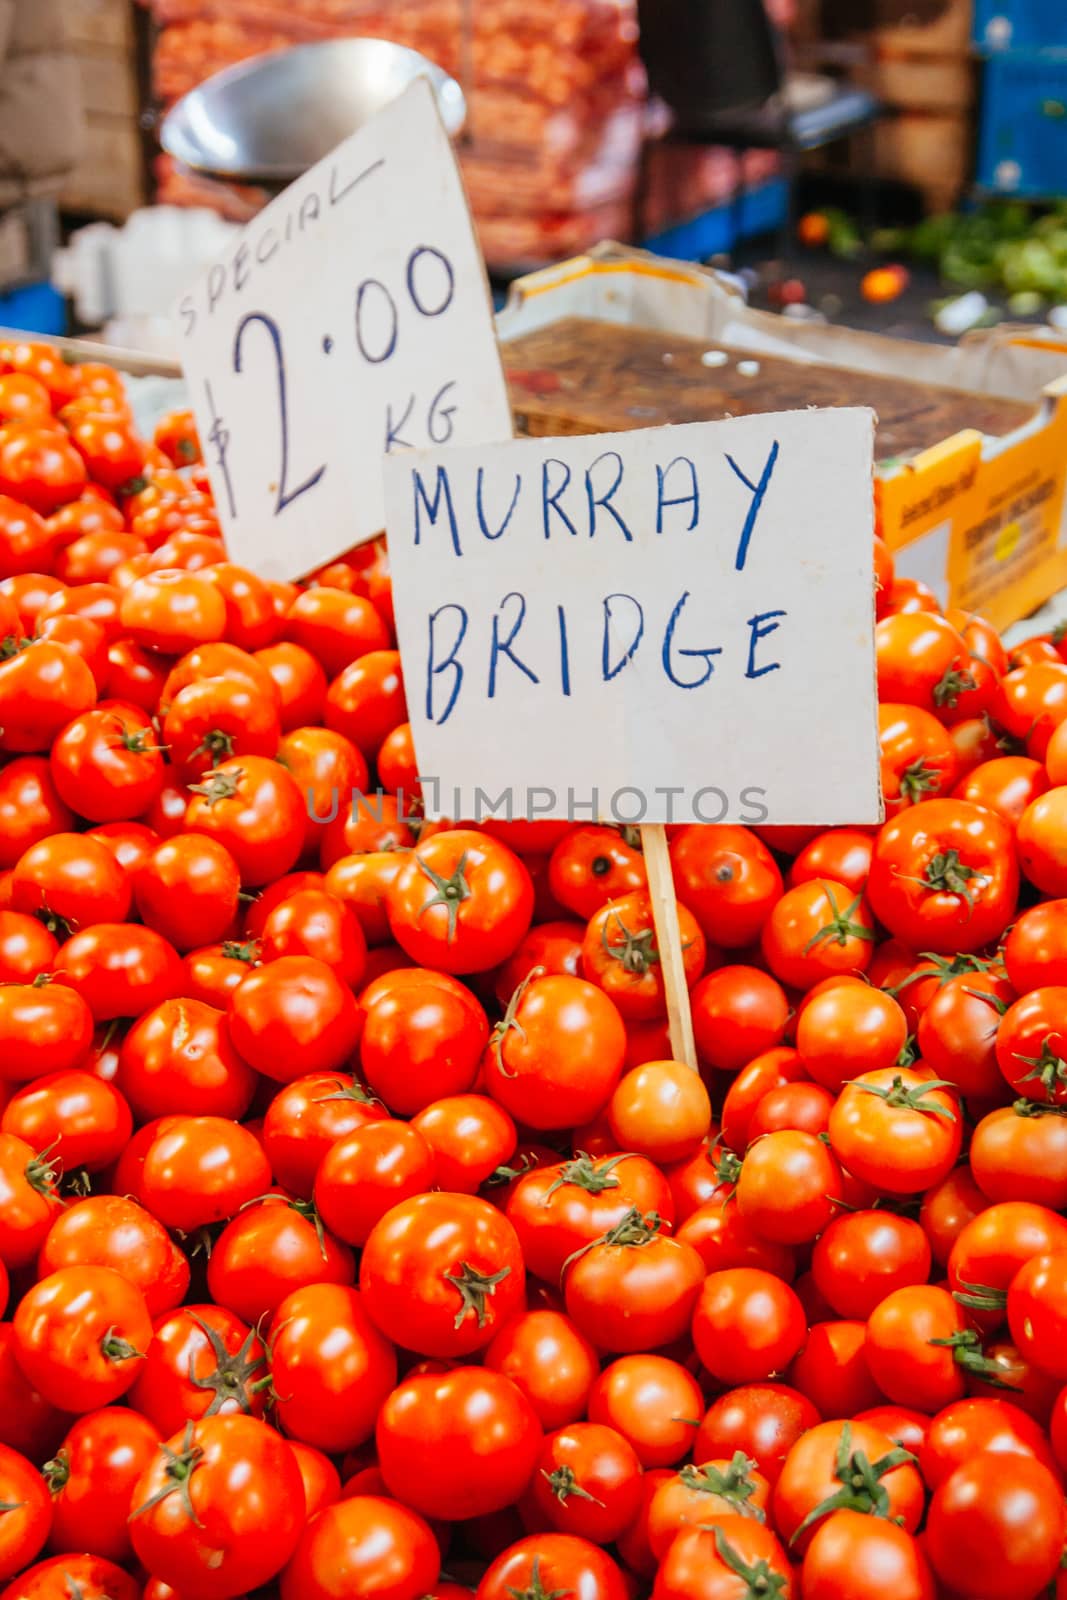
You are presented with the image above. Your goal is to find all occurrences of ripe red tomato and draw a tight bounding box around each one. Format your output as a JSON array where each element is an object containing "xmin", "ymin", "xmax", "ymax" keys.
[
  {"xmin": 268, "ymin": 1282, "xmax": 396, "ymax": 1454},
  {"xmin": 828, "ymin": 1067, "xmax": 962, "ymax": 1193},
  {"xmin": 867, "ymin": 799, "xmax": 1018, "ymax": 953},
  {"xmin": 506, "ymin": 1150, "xmax": 673, "ymax": 1284},
  {"xmin": 801, "ymin": 1511, "xmax": 934, "ymax": 1600},
  {"xmin": 359, "ymin": 968, "xmax": 488, "ymax": 1114},
  {"xmin": 184, "ymin": 754, "xmax": 305, "ymax": 886},
  {"xmin": 129, "ymin": 1414, "xmax": 305, "ymax": 1599},
  {"xmin": 0, "ymin": 1441, "xmax": 50, "ymax": 1578},
  {"xmin": 280, "ymin": 1495, "xmax": 439, "ymax": 1600},
  {"xmin": 13, "ymin": 1264, "xmax": 152, "ymax": 1411},
  {"xmin": 361, "ymin": 1192, "xmax": 525, "ymax": 1357},
  {"xmin": 377, "ymin": 1365, "xmax": 542, "ymax": 1521},
  {"xmin": 549, "ymin": 826, "xmax": 647, "ymax": 919},
  {"xmin": 387, "ymin": 828, "xmax": 533, "ymax": 974},
  {"xmin": 36, "ymin": 1193, "xmax": 188, "ymax": 1318},
  {"xmin": 484, "ymin": 972, "xmax": 626, "ymax": 1131},
  {"xmin": 652, "ymin": 1519, "xmax": 794, "ymax": 1600},
  {"xmin": 118, "ymin": 997, "xmax": 256, "ymax": 1121},
  {"xmin": 564, "ymin": 1212, "xmax": 704, "ymax": 1353},
  {"xmin": 228, "ymin": 954, "xmax": 362, "ymax": 1079},
  {"xmin": 207, "ymin": 1196, "xmax": 355, "ymax": 1324},
  {"xmin": 773, "ymin": 1418, "xmax": 923, "ymax": 1553},
  {"xmin": 761, "ymin": 878, "xmax": 876, "ymax": 990},
  {"xmin": 480, "ymin": 1535, "xmax": 628, "ymax": 1600},
  {"xmin": 261, "ymin": 1069, "xmax": 387, "ymax": 1198},
  {"xmin": 128, "ymin": 1302, "xmax": 268, "ymax": 1435},
  {"xmin": 316, "ymin": 1119, "xmax": 437, "ymax": 1245},
  {"xmin": 46, "ymin": 1405, "xmax": 161, "ymax": 1563},
  {"xmin": 692, "ymin": 1269, "xmax": 806, "ymax": 1385},
  {"xmin": 925, "ymin": 1453, "xmax": 1065, "ymax": 1599}
]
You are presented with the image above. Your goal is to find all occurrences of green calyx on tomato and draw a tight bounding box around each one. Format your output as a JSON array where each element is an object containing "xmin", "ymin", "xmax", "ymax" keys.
[
  {"xmin": 929, "ymin": 1327, "xmax": 1021, "ymax": 1389},
  {"xmin": 444, "ymin": 1259, "xmax": 513, "ymax": 1330},
  {"xmin": 42, "ymin": 1448, "xmax": 70, "ymax": 1494},
  {"xmin": 219, "ymin": 939, "xmax": 260, "ymax": 964},
  {"xmin": 708, "ymin": 1526, "xmax": 789, "ymax": 1600},
  {"xmin": 541, "ymin": 1465, "xmax": 604, "ymax": 1507},
  {"xmin": 415, "ymin": 850, "xmax": 472, "ymax": 941},
  {"xmin": 900, "ymin": 759, "xmax": 945, "ymax": 805},
  {"xmin": 600, "ymin": 909, "xmax": 660, "ymax": 976},
  {"xmin": 563, "ymin": 1206, "xmax": 665, "ymax": 1274},
  {"xmin": 491, "ymin": 965, "xmax": 546, "ymax": 1077},
  {"xmin": 132, "ymin": 1422, "xmax": 204, "ymax": 1527},
  {"xmin": 856, "ymin": 1074, "xmax": 958, "ymax": 1121},
  {"xmin": 679, "ymin": 1452, "xmax": 764, "ymax": 1519},
  {"xmin": 504, "ymin": 1556, "xmax": 569, "ymax": 1600},
  {"xmin": 187, "ymin": 767, "xmax": 243, "ymax": 805},
  {"xmin": 803, "ymin": 887, "xmax": 875, "ymax": 955},
  {"xmin": 931, "ymin": 665, "xmax": 976, "ymax": 708},
  {"xmin": 951, "ymin": 1275, "xmax": 1008, "ymax": 1314},
  {"xmin": 24, "ymin": 1141, "xmax": 61, "ymax": 1199},
  {"xmin": 186, "ymin": 1310, "xmax": 272, "ymax": 1416},
  {"xmin": 546, "ymin": 1153, "xmax": 624, "ymax": 1197},
  {"xmin": 919, "ymin": 850, "xmax": 988, "ymax": 905},
  {"xmin": 1016, "ymin": 1039, "xmax": 1067, "ymax": 1098},
  {"xmin": 0, "ymin": 633, "xmax": 30, "ymax": 659},
  {"xmin": 791, "ymin": 1421, "xmax": 917, "ymax": 1544},
  {"xmin": 100, "ymin": 1324, "xmax": 146, "ymax": 1366},
  {"xmin": 192, "ymin": 728, "xmax": 236, "ymax": 767}
]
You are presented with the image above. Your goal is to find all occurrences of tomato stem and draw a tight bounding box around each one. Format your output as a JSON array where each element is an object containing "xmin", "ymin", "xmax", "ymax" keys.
[
  {"xmin": 188, "ymin": 768, "xmax": 242, "ymax": 804},
  {"xmin": 950, "ymin": 1276, "xmax": 1007, "ymax": 1313},
  {"xmin": 803, "ymin": 887, "xmax": 875, "ymax": 955},
  {"xmin": 444, "ymin": 1260, "xmax": 512, "ymax": 1329},
  {"xmin": 601, "ymin": 909, "xmax": 660, "ymax": 975},
  {"xmin": 918, "ymin": 850, "xmax": 989, "ymax": 906},
  {"xmin": 899, "ymin": 759, "xmax": 944, "ymax": 805},
  {"xmin": 192, "ymin": 728, "xmax": 236, "ymax": 767},
  {"xmin": 504, "ymin": 1556, "xmax": 569, "ymax": 1600},
  {"xmin": 679, "ymin": 1452, "xmax": 763, "ymax": 1517},
  {"xmin": 932, "ymin": 666, "xmax": 976, "ymax": 708},
  {"xmin": 929, "ymin": 1328, "xmax": 1021, "ymax": 1389},
  {"xmin": 790, "ymin": 1421, "xmax": 917, "ymax": 1543},
  {"xmin": 186, "ymin": 1312, "xmax": 269, "ymax": 1416},
  {"xmin": 856, "ymin": 1074, "xmax": 958, "ymax": 1121},
  {"xmin": 541, "ymin": 1465, "xmax": 604, "ymax": 1507},
  {"xmin": 100, "ymin": 1325, "xmax": 146, "ymax": 1365},
  {"xmin": 491, "ymin": 966, "xmax": 545, "ymax": 1079},
  {"xmin": 131, "ymin": 1422, "xmax": 205, "ymax": 1527},
  {"xmin": 708, "ymin": 1525, "xmax": 789, "ymax": 1598},
  {"xmin": 1015, "ymin": 1039, "xmax": 1067, "ymax": 1098},
  {"xmin": 546, "ymin": 1153, "xmax": 625, "ymax": 1197},
  {"xmin": 415, "ymin": 850, "xmax": 472, "ymax": 942}
]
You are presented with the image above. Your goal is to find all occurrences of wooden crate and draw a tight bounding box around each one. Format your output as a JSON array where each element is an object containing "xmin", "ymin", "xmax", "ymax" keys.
[
  {"xmin": 857, "ymin": 51, "xmax": 976, "ymax": 110},
  {"xmin": 873, "ymin": 110, "xmax": 972, "ymax": 209},
  {"xmin": 65, "ymin": 0, "xmax": 135, "ymax": 52},
  {"xmin": 60, "ymin": 116, "xmax": 145, "ymax": 220},
  {"xmin": 74, "ymin": 47, "xmax": 139, "ymax": 119},
  {"xmin": 821, "ymin": 0, "xmax": 973, "ymax": 54}
]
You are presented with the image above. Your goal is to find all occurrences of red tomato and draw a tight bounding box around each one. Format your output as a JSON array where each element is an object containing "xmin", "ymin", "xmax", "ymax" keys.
[
  {"xmin": 279, "ymin": 1495, "xmax": 439, "ymax": 1600},
  {"xmin": 377, "ymin": 1366, "xmax": 542, "ymax": 1521},
  {"xmin": 46, "ymin": 1406, "xmax": 160, "ymax": 1563},
  {"xmin": 867, "ymin": 800, "xmax": 1018, "ymax": 953}
]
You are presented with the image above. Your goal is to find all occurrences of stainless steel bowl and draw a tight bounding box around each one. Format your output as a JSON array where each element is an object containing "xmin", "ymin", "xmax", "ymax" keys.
[{"xmin": 160, "ymin": 37, "xmax": 467, "ymax": 192}]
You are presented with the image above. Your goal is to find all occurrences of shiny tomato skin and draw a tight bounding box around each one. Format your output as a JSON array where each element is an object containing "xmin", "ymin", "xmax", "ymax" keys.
[
  {"xmin": 261, "ymin": 1069, "xmax": 387, "ymax": 1199},
  {"xmin": 692, "ymin": 1269, "xmax": 806, "ymax": 1385},
  {"xmin": 478, "ymin": 1534, "xmax": 629, "ymax": 1600},
  {"xmin": 268, "ymin": 1282, "xmax": 397, "ymax": 1454},
  {"xmin": 36, "ymin": 1193, "xmax": 188, "ymax": 1319},
  {"xmin": 129, "ymin": 1413, "xmax": 305, "ymax": 1600},
  {"xmin": 589, "ymin": 1355, "xmax": 704, "ymax": 1469},
  {"xmin": 801, "ymin": 1511, "xmax": 934, "ymax": 1600},
  {"xmin": 377, "ymin": 1366, "xmax": 543, "ymax": 1522},
  {"xmin": 359, "ymin": 970, "xmax": 488, "ymax": 1115},
  {"xmin": 652, "ymin": 1519, "xmax": 794, "ymax": 1600},
  {"xmin": 867, "ymin": 799, "xmax": 1018, "ymax": 954},
  {"xmin": 506, "ymin": 1151, "xmax": 673, "ymax": 1284},
  {"xmin": 11, "ymin": 831, "xmax": 130, "ymax": 931},
  {"xmin": 183, "ymin": 754, "xmax": 306, "ymax": 887},
  {"xmin": 360, "ymin": 1191, "xmax": 525, "ymax": 1358},
  {"xmin": 1, "ymin": 1071, "xmax": 131, "ymax": 1173},
  {"xmin": 46, "ymin": 1405, "xmax": 161, "ymax": 1563},
  {"xmin": 388, "ymin": 829, "xmax": 534, "ymax": 974},
  {"xmin": 668, "ymin": 824, "xmax": 782, "ymax": 947},
  {"xmin": 0, "ymin": 759, "xmax": 74, "ymax": 870},
  {"xmin": 228, "ymin": 954, "xmax": 362, "ymax": 1081},
  {"xmin": 691, "ymin": 965, "xmax": 790, "ymax": 1073},
  {"xmin": 697, "ymin": 1385, "xmax": 819, "ymax": 1490},
  {"xmin": 127, "ymin": 1302, "xmax": 268, "ymax": 1436},
  {"xmin": 279, "ymin": 1495, "xmax": 439, "ymax": 1600},
  {"xmin": 138, "ymin": 1114, "xmax": 271, "ymax": 1231},
  {"xmin": 484, "ymin": 1310, "xmax": 599, "ymax": 1431},
  {"xmin": 920, "ymin": 1397, "xmax": 1059, "ymax": 1493},
  {"xmin": 925, "ymin": 1454, "xmax": 1065, "ymax": 1600},
  {"xmin": 0, "ymin": 1441, "xmax": 50, "ymax": 1579},
  {"xmin": 117, "ymin": 997, "xmax": 256, "ymax": 1122},
  {"xmin": 13, "ymin": 1264, "xmax": 152, "ymax": 1412},
  {"xmin": 51, "ymin": 922, "xmax": 181, "ymax": 1021},
  {"xmin": 812, "ymin": 1210, "xmax": 931, "ymax": 1320},
  {"xmin": 0, "ymin": 983, "xmax": 93, "ymax": 1083},
  {"xmin": 774, "ymin": 1418, "xmax": 924, "ymax": 1553},
  {"xmin": 0, "ymin": 1553, "xmax": 140, "ymax": 1600},
  {"xmin": 207, "ymin": 1197, "xmax": 355, "ymax": 1324},
  {"xmin": 483, "ymin": 973, "xmax": 627, "ymax": 1131}
]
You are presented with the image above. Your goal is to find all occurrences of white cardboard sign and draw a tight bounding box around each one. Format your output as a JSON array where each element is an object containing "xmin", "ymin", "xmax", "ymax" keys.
[
  {"xmin": 174, "ymin": 78, "xmax": 512, "ymax": 581},
  {"xmin": 384, "ymin": 408, "xmax": 883, "ymax": 827}
]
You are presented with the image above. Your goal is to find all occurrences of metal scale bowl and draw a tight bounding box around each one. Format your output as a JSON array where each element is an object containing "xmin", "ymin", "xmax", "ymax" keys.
[{"xmin": 160, "ymin": 36, "xmax": 468, "ymax": 194}]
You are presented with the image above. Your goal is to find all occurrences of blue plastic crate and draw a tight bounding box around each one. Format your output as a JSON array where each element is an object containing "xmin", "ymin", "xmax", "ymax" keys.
[
  {"xmin": 643, "ymin": 178, "xmax": 789, "ymax": 261},
  {"xmin": 0, "ymin": 282, "xmax": 65, "ymax": 336},
  {"xmin": 977, "ymin": 54, "xmax": 1067, "ymax": 196},
  {"xmin": 974, "ymin": 0, "xmax": 1067, "ymax": 51}
]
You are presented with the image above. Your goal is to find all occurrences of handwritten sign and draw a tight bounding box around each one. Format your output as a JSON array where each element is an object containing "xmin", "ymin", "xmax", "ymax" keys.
[
  {"xmin": 384, "ymin": 409, "xmax": 883, "ymax": 826},
  {"xmin": 175, "ymin": 78, "xmax": 512, "ymax": 581}
]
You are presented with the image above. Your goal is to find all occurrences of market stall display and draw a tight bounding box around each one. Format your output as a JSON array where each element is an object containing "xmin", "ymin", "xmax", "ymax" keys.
[{"xmin": 0, "ymin": 287, "xmax": 1066, "ymax": 1596}]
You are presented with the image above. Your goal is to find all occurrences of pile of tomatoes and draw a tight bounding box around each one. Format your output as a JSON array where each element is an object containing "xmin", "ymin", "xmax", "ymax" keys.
[{"xmin": 5, "ymin": 340, "xmax": 1067, "ymax": 1600}]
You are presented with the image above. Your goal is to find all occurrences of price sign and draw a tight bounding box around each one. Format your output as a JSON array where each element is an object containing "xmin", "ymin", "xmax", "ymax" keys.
[
  {"xmin": 175, "ymin": 78, "xmax": 512, "ymax": 581},
  {"xmin": 384, "ymin": 407, "xmax": 883, "ymax": 827}
]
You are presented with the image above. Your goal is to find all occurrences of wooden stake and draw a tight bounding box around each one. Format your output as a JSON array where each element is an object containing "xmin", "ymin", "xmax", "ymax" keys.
[{"xmin": 641, "ymin": 823, "xmax": 698, "ymax": 1072}]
